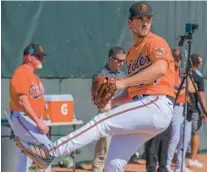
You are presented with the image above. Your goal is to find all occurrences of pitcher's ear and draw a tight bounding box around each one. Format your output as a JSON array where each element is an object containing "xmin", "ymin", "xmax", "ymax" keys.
[{"xmin": 128, "ymin": 19, "xmax": 132, "ymax": 29}]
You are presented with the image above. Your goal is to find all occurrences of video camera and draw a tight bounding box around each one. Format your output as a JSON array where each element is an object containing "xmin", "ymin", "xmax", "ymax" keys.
[
  {"xmin": 178, "ymin": 23, "xmax": 199, "ymax": 47},
  {"xmin": 185, "ymin": 23, "xmax": 199, "ymax": 34}
]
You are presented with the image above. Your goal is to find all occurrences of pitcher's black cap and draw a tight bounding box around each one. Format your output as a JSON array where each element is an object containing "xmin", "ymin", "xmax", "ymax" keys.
[{"xmin": 129, "ymin": 1, "xmax": 153, "ymax": 19}]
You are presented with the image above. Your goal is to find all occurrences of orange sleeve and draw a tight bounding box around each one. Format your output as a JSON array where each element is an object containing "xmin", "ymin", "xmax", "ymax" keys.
[
  {"xmin": 148, "ymin": 39, "xmax": 172, "ymax": 64},
  {"xmin": 12, "ymin": 68, "xmax": 31, "ymax": 95}
]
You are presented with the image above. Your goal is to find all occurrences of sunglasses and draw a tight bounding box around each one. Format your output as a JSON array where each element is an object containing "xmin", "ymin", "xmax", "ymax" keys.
[
  {"xmin": 35, "ymin": 55, "xmax": 43, "ymax": 59},
  {"xmin": 111, "ymin": 56, "xmax": 125, "ymax": 63}
]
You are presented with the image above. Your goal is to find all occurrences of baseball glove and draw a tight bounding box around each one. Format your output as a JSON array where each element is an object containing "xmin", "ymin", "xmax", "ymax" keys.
[{"xmin": 91, "ymin": 75, "xmax": 117, "ymax": 110}]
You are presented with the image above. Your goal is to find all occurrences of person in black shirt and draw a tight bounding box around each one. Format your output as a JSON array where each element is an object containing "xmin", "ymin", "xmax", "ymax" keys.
[{"xmin": 188, "ymin": 53, "xmax": 207, "ymax": 168}]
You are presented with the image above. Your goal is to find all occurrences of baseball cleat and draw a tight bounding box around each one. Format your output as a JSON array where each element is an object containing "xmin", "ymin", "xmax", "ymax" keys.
[{"xmin": 14, "ymin": 136, "xmax": 54, "ymax": 169}]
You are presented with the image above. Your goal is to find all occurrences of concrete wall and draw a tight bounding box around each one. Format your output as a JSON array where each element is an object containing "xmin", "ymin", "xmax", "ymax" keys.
[{"xmin": 1, "ymin": 78, "xmax": 207, "ymax": 172}]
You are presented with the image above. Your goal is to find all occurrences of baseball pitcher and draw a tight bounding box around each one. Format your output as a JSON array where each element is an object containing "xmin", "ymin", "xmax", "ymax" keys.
[{"xmin": 14, "ymin": 2, "xmax": 175, "ymax": 172}]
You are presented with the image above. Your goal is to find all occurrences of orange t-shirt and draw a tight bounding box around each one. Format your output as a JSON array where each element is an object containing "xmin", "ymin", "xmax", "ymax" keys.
[
  {"xmin": 174, "ymin": 70, "xmax": 185, "ymax": 104},
  {"xmin": 10, "ymin": 64, "xmax": 45, "ymax": 117},
  {"xmin": 126, "ymin": 32, "xmax": 175, "ymax": 98}
]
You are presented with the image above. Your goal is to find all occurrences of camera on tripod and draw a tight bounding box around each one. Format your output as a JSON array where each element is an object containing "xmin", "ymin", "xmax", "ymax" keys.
[
  {"xmin": 175, "ymin": 22, "xmax": 207, "ymax": 172},
  {"xmin": 185, "ymin": 23, "xmax": 199, "ymax": 34},
  {"xmin": 178, "ymin": 23, "xmax": 199, "ymax": 47}
]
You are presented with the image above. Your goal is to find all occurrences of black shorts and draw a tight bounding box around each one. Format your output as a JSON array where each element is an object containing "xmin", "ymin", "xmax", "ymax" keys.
[{"xmin": 190, "ymin": 111, "xmax": 203, "ymax": 135}]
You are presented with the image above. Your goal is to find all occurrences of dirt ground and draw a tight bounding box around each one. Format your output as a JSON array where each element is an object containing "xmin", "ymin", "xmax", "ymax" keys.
[{"xmin": 30, "ymin": 154, "xmax": 207, "ymax": 172}]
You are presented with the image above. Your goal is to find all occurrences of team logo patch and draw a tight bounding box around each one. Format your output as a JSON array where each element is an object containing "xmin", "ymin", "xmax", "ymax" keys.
[
  {"xmin": 139, "ymin": 4, "xmax": 148, "ymax": 12},
  {"xmin": 155, "ymin": 47, "xmax": 166, "ymax": 56},
  {"xmin": 29, "ymin": 84, "xmax": 37, "ymax": 95}
]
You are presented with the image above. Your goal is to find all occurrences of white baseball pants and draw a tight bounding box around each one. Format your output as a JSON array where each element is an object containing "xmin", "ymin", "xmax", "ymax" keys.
[
  {"xmin": 49, "ymin": 95, "xmax": 173, "ymax": 172},
  {"xmin": 7, "ymin": 111, "xmax": 51, "ymax": 172}
]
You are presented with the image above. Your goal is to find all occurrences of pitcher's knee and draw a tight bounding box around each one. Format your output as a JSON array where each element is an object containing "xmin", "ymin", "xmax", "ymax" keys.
[{"xmin": 105, "ymin": 159, "xmax": 126, "ymax": 172}]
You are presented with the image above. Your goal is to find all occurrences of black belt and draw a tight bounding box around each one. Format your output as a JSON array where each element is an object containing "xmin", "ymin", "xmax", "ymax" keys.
[
  {"xmin": 133, "ymin": 94, "xmax": 174, "ymax": 104},
  {"xmin": 174, "ymin": 103, "xmax": 184, "ymax": 106},
  {"xmin": 10, "ymin": 111, "xmax": 26, "ymax": 116}
]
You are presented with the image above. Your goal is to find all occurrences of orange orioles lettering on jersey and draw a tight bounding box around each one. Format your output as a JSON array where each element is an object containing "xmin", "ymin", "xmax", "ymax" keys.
[{"xmin": 126, "ymin": 32, "xmax": 175, "ymax": 98}]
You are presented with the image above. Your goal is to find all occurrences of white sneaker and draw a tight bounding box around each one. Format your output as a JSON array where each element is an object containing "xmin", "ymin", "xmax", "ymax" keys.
[
  {"xmin": 166, "ymin": 165, "xmax": 173, "ymax": 172},
  {"xmin": 175, "ymin": 167, "xmax": 194, "ymax": 172},
  {"xmin": 168, "ymin": 169, "xmax": 173, "ymax": 172},
  {"xmin": 188, "ymin": 159, "xmax": 204, "ymax": 168}
]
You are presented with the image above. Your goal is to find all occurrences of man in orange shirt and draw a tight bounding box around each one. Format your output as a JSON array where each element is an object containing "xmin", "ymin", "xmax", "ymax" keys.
[
  {"xmin": 9, "ymin": 44, "xmax": 51, "ymax": 172},
  {"xmin": 166, "ymin": 49, "xmax": 196, "ymax": 172},
  {"xmin": 14, "ymin": 2, "xmax": 175, "ymax": 171}
]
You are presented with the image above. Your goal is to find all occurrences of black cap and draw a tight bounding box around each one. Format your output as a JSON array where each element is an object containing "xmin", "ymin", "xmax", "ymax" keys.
[
  {"xmin": 172, "ymin": 49, "xmax": 182, "ymax": 61},
  {"xmin": 23, "ymin": 44, "xmax": 48, "ymax": 56},
  {"xmin": 129, "ymin": 1, "xmax": 153, "ymax": 19}
]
